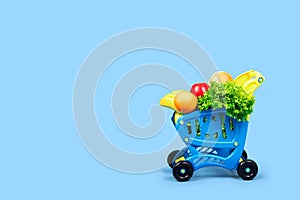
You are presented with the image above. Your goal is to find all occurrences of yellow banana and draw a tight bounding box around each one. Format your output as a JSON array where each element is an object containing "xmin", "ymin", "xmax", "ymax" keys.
[
  {"xmin": 234, "ymin": 70, "xmax": 256, "ymax": 86},
  {"xmin": 244, "ymin": 76, "xmax": 264, "ymax": 94},
  {"xmin": 235, "ymin": 70, "xmax": 265, "ymax": 94}
]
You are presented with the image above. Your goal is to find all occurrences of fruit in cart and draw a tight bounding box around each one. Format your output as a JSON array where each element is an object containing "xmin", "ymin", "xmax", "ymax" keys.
[
  {"xmin": 234, "ymin": 70, "xmax": 256, "ymax": 86},
  {"xmin": 190, "ymin": 83, "xmax": 210, "ymax": 97},
  {"xmin": 174, "ymin": 91, "xmax": 198, "ymax": 114},
  {"xmin": 209, "ymin": 71, "xmax": 233, "ymax": 84},
  {"xmin": 159, "ymin": 90, "xmax": 185, "ymax": 111},
  {"xmin": 198, "ymin": 81, "xmax": 255, "ymax": 121},
  {"xmin": 160, "ymin": 90, "xmax": 198, "ymax": 114},
  {"xmin": 234, "ymin": 70, "xmax": 265, "ymax": 94},
  {"xmin": 160, "ymin": 70, "xmax": 264, "ymax": 120}
]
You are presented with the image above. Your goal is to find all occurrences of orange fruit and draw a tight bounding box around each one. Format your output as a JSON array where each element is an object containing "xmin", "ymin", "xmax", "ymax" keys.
[
  {"xmin": 174, "ymin": 91, "xmax": 197, "ymax": 114},
  {"xmin": 209, "ymin": 71, "xmax": 233, "ymax": 84}
]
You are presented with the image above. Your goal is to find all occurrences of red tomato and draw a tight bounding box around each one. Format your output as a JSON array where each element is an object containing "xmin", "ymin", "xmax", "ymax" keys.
[{"xmin": 190, "ymin": 83, "xmax": 210, "ymax": 97}]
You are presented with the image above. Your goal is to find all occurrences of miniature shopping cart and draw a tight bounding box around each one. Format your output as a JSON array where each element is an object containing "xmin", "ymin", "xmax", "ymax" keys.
[
  {"xmin": 161, "ymin": 70, "xmax": 265, "ymax": 181},
  {"xmin": 167, "ymin": 108, "xmax": 258, "ymax": 181}
]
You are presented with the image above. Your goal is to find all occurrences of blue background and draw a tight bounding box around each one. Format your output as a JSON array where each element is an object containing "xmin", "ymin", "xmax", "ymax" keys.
[{"xmin": 1, "ymin": 0, "xmax": 299, "ymax": 199}]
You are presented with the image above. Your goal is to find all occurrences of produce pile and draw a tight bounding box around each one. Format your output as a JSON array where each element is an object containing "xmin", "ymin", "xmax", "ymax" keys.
[{"xmin": 160, "ymin": 70, "xmax": 264, "ymax": 122}]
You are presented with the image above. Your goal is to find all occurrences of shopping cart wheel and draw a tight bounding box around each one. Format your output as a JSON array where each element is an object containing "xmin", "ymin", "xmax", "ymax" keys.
[
  {"xmin": 242, "ymin": 150, "xmax": 248, "ymax": 159},
  {"xmin": 173, "ymin": 161, "xmax": 193, "ymax": 182},
  {"xmin": 237, "ymin": 159, "xmax": 258, "ymax": 180},
  {"xmin": 167, "ymin": 150, "xmax": 180, "ymax": 168}
]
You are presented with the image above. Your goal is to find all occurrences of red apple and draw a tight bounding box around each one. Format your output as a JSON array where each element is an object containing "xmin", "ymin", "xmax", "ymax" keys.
[{"xmin": 190, "ymin": 83, "xmax": 210, "ymax": 97}]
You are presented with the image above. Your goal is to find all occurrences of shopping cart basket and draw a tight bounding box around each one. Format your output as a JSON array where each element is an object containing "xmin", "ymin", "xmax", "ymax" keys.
[{"xmin": 167, "ymin": 108, "xmax": 258, "ymax": 181}]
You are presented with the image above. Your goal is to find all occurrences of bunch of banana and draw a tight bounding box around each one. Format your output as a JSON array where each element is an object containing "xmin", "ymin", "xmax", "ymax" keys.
[{"xmin": 234, "ymin": 70, "xmax": 265, "ymax": 95}]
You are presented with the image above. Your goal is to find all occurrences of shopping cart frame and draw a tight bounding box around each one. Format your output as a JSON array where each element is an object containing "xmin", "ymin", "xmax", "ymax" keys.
[{"xmin": 168, "ymin": 108, "xmax": 258, "ymax": 181}]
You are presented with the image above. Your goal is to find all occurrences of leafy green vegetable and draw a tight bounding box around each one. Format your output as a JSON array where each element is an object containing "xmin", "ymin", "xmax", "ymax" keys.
[{"xmin": 198, "ymin": 81, "xmax": 255, "ymax": 121}]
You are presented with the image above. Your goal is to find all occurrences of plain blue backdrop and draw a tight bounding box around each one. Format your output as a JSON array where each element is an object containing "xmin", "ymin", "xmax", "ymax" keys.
[{"xmin": 1, "ymin": 0, "xmax": 299, "ymax": 199}]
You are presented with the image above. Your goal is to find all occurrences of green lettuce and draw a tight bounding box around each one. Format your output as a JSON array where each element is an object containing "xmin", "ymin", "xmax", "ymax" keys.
[{"xmin": 198, "ymin": 82, "xmax": 255, "ymax": 121}]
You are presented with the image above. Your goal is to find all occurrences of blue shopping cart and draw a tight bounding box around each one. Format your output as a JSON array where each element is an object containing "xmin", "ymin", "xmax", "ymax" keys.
[{"xmin": 167, "ymin": 108, "xmax": 258, "ymax": 181}]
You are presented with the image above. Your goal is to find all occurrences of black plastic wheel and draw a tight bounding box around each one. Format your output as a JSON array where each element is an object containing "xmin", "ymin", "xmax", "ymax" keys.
[
  {"xmin": 237, "ymin": 159, "xmax": 258, "ymax": 180},
  {"xmin": 242, "ymin": 150, "xmax": 248, "ymax": 159},
  {"xmin": 167, "ymin": 150, "xmax": 180, "ymax": 168},
  {"xmin": 173, "ymin": 161, "xmax": 194, "ymax": 182}
]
